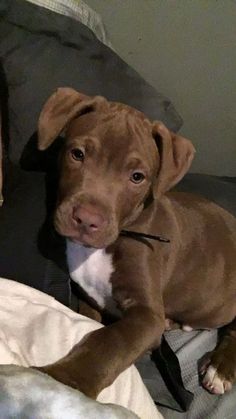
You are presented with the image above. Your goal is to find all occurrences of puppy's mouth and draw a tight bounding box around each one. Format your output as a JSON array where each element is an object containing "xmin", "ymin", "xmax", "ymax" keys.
[{"xmin": 65, "ymin": 230, "xmax": 117, "ymax": 249}]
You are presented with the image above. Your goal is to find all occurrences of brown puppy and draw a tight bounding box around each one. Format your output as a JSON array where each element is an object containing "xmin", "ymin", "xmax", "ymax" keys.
[{"xmin": 36, "ymin": 88, "xmax": 236, "ymax": 398}]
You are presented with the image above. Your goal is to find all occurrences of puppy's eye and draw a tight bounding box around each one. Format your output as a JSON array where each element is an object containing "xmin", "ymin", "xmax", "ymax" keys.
[
  {"xmin": 70, "ymin": 148, "xmax": 84, "ymax": 161},
  {"xmin": 130, "ymin": 172, "xmax": 145, "ymax": 184}
]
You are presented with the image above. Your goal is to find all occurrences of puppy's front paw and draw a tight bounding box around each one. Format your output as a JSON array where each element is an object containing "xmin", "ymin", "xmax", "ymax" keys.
[
  {"xmin": 199, "ymin": 349, "xmax": 236, "ymax": 395},
  {"xmin": 201, "ymin": 365, "xmax": 232, "ymax": 394}
]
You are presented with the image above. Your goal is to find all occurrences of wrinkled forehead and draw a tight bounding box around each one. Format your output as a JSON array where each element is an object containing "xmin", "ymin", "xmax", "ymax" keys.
[{"xmin": 66, "ymin": 107, "xmax": 154, "ymax": 152}]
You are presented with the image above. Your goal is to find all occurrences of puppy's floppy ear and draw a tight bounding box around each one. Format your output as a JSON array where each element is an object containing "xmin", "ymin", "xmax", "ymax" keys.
[
  {"xmin": 38, "ymin": 87, "xmax": 108, "ymax": 150},
  {"xmin": 152, "ymin": 122, "xmax": 195, "ymax": 197}
]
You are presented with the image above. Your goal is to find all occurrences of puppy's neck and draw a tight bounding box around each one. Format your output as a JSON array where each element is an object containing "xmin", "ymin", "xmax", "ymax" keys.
[{"xmin": 66, "ymin": 239, "xmax": 116, "ymax": 311}]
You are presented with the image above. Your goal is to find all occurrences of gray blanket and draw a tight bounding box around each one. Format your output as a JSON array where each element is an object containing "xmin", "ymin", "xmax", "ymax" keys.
[
  {"xmin": 138, "ymin": 330, "xmax": 236, "ymax": 419},
  {"xmin": 0, "ymin": 365, "xmax": 138, "ymax": 419}
]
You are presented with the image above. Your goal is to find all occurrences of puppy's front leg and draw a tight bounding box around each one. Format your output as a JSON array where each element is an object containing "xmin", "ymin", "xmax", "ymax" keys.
[
  {"xmin": 36, "ymin": 304, "xmax": 164, "ymax": 398},
  {"xmin": 79, "ymin": 300, "xmax": 102, "ymax": 323}
]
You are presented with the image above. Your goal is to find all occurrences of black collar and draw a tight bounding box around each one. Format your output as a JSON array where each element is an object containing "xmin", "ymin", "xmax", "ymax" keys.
[{"xmin": 120, "ymin": 230, "xmax": 170, "ymax": 243}]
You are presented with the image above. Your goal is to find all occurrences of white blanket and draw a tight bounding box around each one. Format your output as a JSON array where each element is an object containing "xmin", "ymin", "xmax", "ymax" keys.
[{"xmin": 0, "ymin": 278, "xmax": 162, "ymax": 419}]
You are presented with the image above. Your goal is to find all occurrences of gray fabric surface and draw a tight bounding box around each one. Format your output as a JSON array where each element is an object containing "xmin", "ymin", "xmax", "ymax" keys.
[
  {"xmin": 0, "ymin": 0, "xmax": 182, "ymax": 164},
  {"xmin": 25, "ymin": 0, "xmax": 113, "ymax": 48},
  {"xmin": 158, "ymin": 330, "xmax": 236, "ymax": 419},
  {"xmin": 0, "ymin": 163, "xmax": 70, "ymax": 305}
]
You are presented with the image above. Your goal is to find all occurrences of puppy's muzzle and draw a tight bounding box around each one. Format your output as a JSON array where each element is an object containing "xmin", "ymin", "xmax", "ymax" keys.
[{"xmin": 54, "ymin": 196, "xmax": 118, "ymax": 248}]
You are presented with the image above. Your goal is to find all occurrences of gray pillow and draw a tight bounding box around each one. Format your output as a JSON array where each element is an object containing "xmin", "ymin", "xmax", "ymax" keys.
[
  {"xmin": 0, "ymin": 0, "xmax": 182, "ymax": 163},
  {"xmin": 177, "ymin": 173, "xmax": 236, "ymax": 216}
]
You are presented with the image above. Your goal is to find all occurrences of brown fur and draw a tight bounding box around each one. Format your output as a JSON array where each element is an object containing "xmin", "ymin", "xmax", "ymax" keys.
[{"xmin": 36, "ymin": 88, "xmax": 236, "ymax": 398}]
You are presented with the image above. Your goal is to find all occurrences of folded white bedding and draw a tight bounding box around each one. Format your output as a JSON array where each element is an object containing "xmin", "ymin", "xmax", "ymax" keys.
[{"xmin": 0, "ymin": 278, "xmax": 162, "ymax": 419}]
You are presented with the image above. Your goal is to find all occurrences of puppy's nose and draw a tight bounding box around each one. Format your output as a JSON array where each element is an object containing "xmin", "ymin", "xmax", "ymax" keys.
[{"xmin": 72, "ymin": 205, "xmax": 106, "ymax": 232}]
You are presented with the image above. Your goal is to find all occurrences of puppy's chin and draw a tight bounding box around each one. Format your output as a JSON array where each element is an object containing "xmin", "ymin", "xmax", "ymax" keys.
[
  {"xmin": 69, "ymin": 233, "xmax": 118, "ymax": 249},
  {"xmin": 55, "ymin": 222, "xmax": 119, "ymax": 249}
]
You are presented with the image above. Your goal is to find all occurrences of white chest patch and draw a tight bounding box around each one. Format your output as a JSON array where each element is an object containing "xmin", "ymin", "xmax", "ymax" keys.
[{"xmin": 66, "ymin": 240, "xmax": 115, "ymax": 309}]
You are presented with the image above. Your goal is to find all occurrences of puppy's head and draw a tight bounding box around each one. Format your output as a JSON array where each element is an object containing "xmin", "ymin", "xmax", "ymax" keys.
[{"xmin": 38, "ymin": 88, "xmax": 195, "ymax": 248}]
